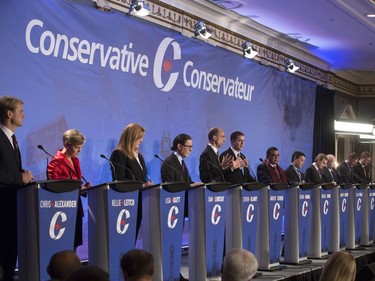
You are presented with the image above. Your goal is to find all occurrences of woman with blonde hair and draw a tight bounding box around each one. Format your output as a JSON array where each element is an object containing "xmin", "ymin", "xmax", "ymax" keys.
[
  {"xmin": 319, "ymin": 251, "xmax": 356, "ymax": 281},
  {"xmin": 110, "ymin": 123, "xmax": 153, "ymax": 239},
  {"xmin": 48, "ymin": 129, "xmax": 92, "ymax": 250}
]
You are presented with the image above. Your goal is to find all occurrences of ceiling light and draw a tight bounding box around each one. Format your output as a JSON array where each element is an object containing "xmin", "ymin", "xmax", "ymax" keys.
[
  {"xmin": 194, "ymin": 21, "xmax": 212, "ymax": 39},
  {"xmin": 359, "ymin": 134, "xmax": 375, "ymax": 139},
  {"xmin": 285, "ymin": 59, "xmax": 299, "ymax": 73},
  {"xmin": 242, "ymin": 42, "xmax": 259, "ymax": 59},
  {"xmin": 366, "ymin": 14, "xmax": 375, "ymax": 17},
  {"xmin": 334, "ymin": 120, "xmax": 374, "ymax": 134},
  {"xmin": 128, "ymin": 0, "xmax": 151, "ymax": 17}
]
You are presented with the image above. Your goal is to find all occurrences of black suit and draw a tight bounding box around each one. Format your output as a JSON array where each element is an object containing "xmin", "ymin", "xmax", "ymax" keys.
[
  {"xmin": 285, "ymin": 165, "xmax": 305, "ymax": 184},
  {"xmin": 337, "ymin": 161, "xmax": 360, "ymax": 184},
  {"xmin": 220, "ymin": 148, "xmax": 255, "ymax": 185},
  {"xmin": 161, "ymin": 153, "xmax": 192, "ymax": 218},
  {"xmin": 199, "ymin": 145, "xmax": 224, "ymax": 183},
  {"xmin": 321, "ymin": 166, "xmax": 339, "ymax": 184},
  {"xmin": 110, "ymin": 149, "xmax": 148, "ymax": 241},
  {"xmin": 305, "ymin": 164, "xmax": 324, "ymax": 184},
  {"xmin": 0, "ymin": 129, "xmax": 23, "ymax": 280},
  {"xmin": 353, "ymin": 162, "xmax": 371, "ymax": 184}
]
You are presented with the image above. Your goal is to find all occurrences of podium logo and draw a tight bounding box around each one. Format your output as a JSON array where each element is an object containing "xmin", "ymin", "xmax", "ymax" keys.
[
  {"xmin": 356, "ymin": 198, "xmax": 362, "ymax": 212},
  {"xmin": 167, "ymin": 206, "xmax": 179, "ymax": 229},
  {"xmin": 301, "ymin": 201, "xmax": 308, "ymax": 217},
  {"xmin": 211, "ymin": 204, "xmax": 222, "ymax": 225},
  {"xmin": 246, "ymin": 204, "xmax": 255, "ymax": 223},
  {"xmin": 323, "ymin": 200, "xmax": 329, "ymax": 215},
  {"xmin": 371, "ymin": 198, "xmax": 375, "ymax": 210},
  {"xmin": 116, "ymin": 209, "xmax": 130, "ymax": 234},
  {"xmin": 49, "ymin": 211, "xmax": 67, "ymax": 240},
  {"xmin": 153, "ymin": 37, "xmax": 181, "ymax": 92},
  {"xmin": 273, "ymin": 203, "xmax": 280, "ymax": 220},
  {"xmin": 341, "ymin": 198, "xmax": 347, "ymax": 212}
]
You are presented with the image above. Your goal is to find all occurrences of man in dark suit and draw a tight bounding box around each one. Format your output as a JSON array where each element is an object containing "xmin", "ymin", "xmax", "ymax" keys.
[
  {"xmin": 220, "ymin": 131, "xmax": 256, "ymax": 185},
  {"xmin": 199, "ymin": 128, "xmax": 232, "ymax": 183},
  {"xmin": 257, "ymin": 147, "xmax": 287, "ymax": 184},
  {"xmin": 353, "ymin": 151, "xmax": 372, "ymax": 183},
  {"xmin": 0, "ymin": 96, "xmax": 33, "ymax": 280},
  {"xmin": 321, "ymin": 154, "xmax": 340, "ymax": 184},
  {"xmin": 285, "ymin": 151, "xmax": 306, "ymax": 184},
  {"xmin": 305, "ymin": 153, "xmax": 327, "ymax": 184},
  {"xmin": 337, "ymin": 153, "xmax": 360, "ymax": 184}
]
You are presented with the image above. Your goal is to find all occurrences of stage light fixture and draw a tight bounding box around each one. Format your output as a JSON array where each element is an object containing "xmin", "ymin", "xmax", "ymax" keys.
[
  {"xmin": 194, "ymin": 21, "xmax": 212, "ymax": 39},
  {"xmin": 334, "ymin": 120, "xmax": 374, "ymax": 134},
  {"xmin": 128, "ymin": 0, "xmax": 151, "ymax": 17},
  {"xmin": 285, "ymin": 59, "xmax": 299, "ymax": 73},
  {"xmin": 242, "ymin": 42, "xmax": 259, "ymax": 59}
]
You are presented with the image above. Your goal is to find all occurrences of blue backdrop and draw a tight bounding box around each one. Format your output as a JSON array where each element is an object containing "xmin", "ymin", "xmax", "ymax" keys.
[{"xmin": 0, "ymin": 0, "xmax": 316, "ymax": 259}]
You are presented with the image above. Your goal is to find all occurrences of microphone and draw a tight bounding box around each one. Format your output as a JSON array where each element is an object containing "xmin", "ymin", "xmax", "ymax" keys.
[
  {"xmin": 238, "ymin": 154, "xmax": 257, "ymax": 181},
  {"xmin": 154, "ymin": 154, "xmax": 185, "ymax": 183},
  {"xmin": 37, "ymin": 145, "xmax": 51, "ymax": 179},
  {"xmin": 259, "ymin": 158, "xmax": 264, "ymax": 162},
  {"xmin": 206, "ymin": 159, "xmax": 225, "ymax": 182},
  {"xmin": 100, "ymin": 154, "xmax": 118, "ymax": 181},
  {"xmin": 100, "ymin": 154, "xmax": 136, "ymax": 181}
]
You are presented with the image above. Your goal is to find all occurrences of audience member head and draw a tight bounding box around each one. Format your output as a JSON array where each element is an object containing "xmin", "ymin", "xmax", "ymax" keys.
[
  {"xmin": 326, "ymin": 154, "xmax": 337, "ymax": 170},
  {"xmin": 222, "ymin": 248, "xmax": 258, "ymax": 281},
  {"xmin": 291, "ymin": 151, "xmax": 305, "ymax": 169},
  {"xmin": 0, "ymin": 95, "xmax": 24, "ymax": 130},
  {"xmin": 47, "ymin": 250, "xmax": 81, "ymax": 280},
  {"xmin": 65, "ymin": 265, "xmax": 109, "ymax": 281},
  {"xmin": 359, "ymin": 151, "xmax": 371, "ymax": 166},
  {"xmin": 266, "ymin": 147, "xmax": 279, "ymax": 165},
  {"xmin": 117, "ymin": 123, "xmax": 145, "ymax": 159},
  {"xmin": 230, "ymin": 131, "xmax": 245, "ymax": 152},
  {"xmin": 347, "ymin": 152, "xmax": 359, "ymax": 167},
  {"xmin": 121, "ymin": 249, "xmax": 154, "ymax": 281},
  {"xmin": 314, "ymin": 153, "xmax": 328, "ymax": 170},
  {"xmin": 208, "ymin": 128, "xmax": 226, "ymax": 148},
  {"xmin": 171, "ymin": 133, "xmax": 193, "ymax": 158},
  {"xmin": 318, "ymin": 251, "xmax": 356, "ymax": 281}
]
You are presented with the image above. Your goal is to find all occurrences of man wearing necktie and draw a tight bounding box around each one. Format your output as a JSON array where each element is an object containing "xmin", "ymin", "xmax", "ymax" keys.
[
  {"xmin": 321, "ymin": 154, "xmax": 339, "ymax": 184},
  {"xmin": 353, "ymin": 151, "xmax": 372, "ymax": 184},
  {"xmin": 220, "ymin": 131, "xmax": 256, "ymax": 185},
  {"xmin": 305, "ymin": 153, "xmax": 328, "ymax": 184},
  {"xmin": 199, "ymin": 128, "xmax": 232, "ymax": 183},
  {"xmin": 285, "ymin": 151, "xmax": 306, "ymax": 184},
  {"xmin": 0, "ymin": 96, "xmax": 33, "ymax": 281},
  {"xmin": 337, "ymin": 153, "xmax": 360, "ymax": 184},
  {"xmin": 257, "ymin": 147, "xmax": 287, "ymax": 184}
]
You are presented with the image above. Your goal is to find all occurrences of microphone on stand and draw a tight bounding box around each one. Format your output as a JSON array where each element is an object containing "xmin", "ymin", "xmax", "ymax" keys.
[
  {"xmin": 206, "ymin": 159, "xmax": 225, "ymax": 182},
  {"xmin": 100, "ymin": 154, "xmax": 136, "ymax": 181},
  {"xmin": 259, "ymin": 158, "xmax": 264, "ymax": 163},
  {"xmin": 238, "ymin": 153, "xmax": 257, "ymax": 181},
  {"xmin": 154, "ymin": 154, "xmax": 185, "ymax": 183}
]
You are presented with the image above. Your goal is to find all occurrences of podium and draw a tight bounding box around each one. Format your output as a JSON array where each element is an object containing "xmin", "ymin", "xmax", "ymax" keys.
[
  {"xmin": 87, "ymin": 181, "xmax": 142, "ymax": 281},
  {"xmin": 308, "ymin": 183, "xmax": 334, "ymax": 258},
  {"xmin": 355, "ymin": 184, "xmax": 369, "ymax": 246},
  {"xmin": 225, "ymin": 182, "xmax": 264, "ymax": 254},
  {"xmin": 257, "ymin": 183, "xmax": 289, "ymax": 270},
  {"xmin": 142, "ymin": 182, "xmax": 189, "ymax": 281},
  {"xmin": 189, "ymin": 182, "xmax": 230, "ymax": 281},
  {"xmin": 284, "ymin": 183, "xmax": 314, "ymax": 264},
  {"xmin": 337, "ymin": 184, "xmax": 352, "ymax": 250},
  {"xmin": 17, "ymin": 180, "xmax": 81, "ymax": 281},
  {"xmin": 369, "ymin": 185, "xmax": 375, "ymax": 244}
]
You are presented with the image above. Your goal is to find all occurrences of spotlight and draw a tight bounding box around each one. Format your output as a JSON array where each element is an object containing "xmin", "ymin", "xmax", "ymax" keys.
[
  {"xmin": 242, "ymin": 42, "xmax": 258, "ymax": 59},
  {"xmin": 128, "ymin": 0, "xmax": 151, "ymax": 17},
  {"xmin": 285, "ymin": 59, "xmax": 299, "ymax": 73},
  {"xmin": 194, "ymin": 21, "xmax": 212, "ymax": 39}
]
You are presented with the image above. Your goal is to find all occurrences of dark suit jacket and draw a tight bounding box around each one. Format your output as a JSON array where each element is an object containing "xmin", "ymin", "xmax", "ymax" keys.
[
  {"xmin": 321, "ymin": 166, "xmax": 339, "ymax": 183},
  {"xmin": 220, "ymin": 147, "xmax": 255, "ymax": 185},
  {"xmin": 161, "ymin": 153, "xmax": 192, "ymax": 184},
  {"xmin": 353, "ymin": 162, "xmax": 371, "ymax": 184},
  {"xmin": 110, "ymin": 149, "xmax": 147, "ymax": 182},
  {"xmin": 199, "ymin": 145, "xmax": 224, "ymax": 183},
  {"xmin": 337, "ymin": 161, "xmax": 359, "ymax": 184},
  {"xmin": 0, "ymin": 129, "xmax": 23, "ymax": 279},
  {"xmin": 285, "ymin": 165, "xmax": 305, "ymax": 184},
  {"xmin": 257, "ymin": 162, "xmax": 287, "ymax": 184},
  {"xmin": 305, "ymin": 164, "xmax": 324, "ymax": 184}
]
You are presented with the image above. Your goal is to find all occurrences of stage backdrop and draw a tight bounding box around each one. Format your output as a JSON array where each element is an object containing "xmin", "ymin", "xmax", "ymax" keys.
[{"xmin": 0, "ymin": 0, "xmax": 316, "ymax": 259}]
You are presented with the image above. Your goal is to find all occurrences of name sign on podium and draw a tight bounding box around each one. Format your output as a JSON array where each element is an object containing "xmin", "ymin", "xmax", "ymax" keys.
[
  {"xmin": 339, "ymin": 185, "xmax": 351, "ymax": 249},
  {"xmin": 369, "ymin": 185, "xmax": 375, "ymax": 242}
]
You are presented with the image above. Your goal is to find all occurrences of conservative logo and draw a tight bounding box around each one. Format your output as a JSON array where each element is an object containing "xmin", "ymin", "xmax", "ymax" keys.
[
  {"xmin": 273, "ymin": 203, "xmax": 281, "ymax": 220},
  {"xmin": 301, "ymin": 201, "xmax": 308, "ymax": 217},
  {"xmin": 211, "ymin": 204, "xmax": 222, "ymax": 225},
  {"xmin": 371, "ymin": 197, "xmax": 375, "ymax": 210},
  {"xmin": 357, "ymin": 198, "xmax": 362, "ymax": 212},
  {"xmin": 246, "ymin": 204, "xmax": 255, "ymax": 223},
  {"xmin": 116, "ymin": 209, "xmax": 130, "ymax": 234},
  {"xmin": 341, "ymin": 198, "xmax": 347, "ymax": 212},
  {"xmin": 167, "ymin": 206, "xmax": 179, "ymax": 229},
  {"xmin": 49, "ymin": 211, "xmax": 67, "ymax": 240},
  {"xmin": 323, "ymin": 200, "xmax": 329, "ymax": 215}
]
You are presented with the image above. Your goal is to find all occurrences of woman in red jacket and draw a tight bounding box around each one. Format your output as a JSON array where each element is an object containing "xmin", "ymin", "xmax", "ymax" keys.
[{"xmin": 47, "ymin": 129, "xmax": 91, "ymax": 250}]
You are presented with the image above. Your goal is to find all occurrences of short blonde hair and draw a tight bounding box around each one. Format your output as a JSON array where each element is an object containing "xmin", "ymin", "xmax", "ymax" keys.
[
  {"xmin": 116, "ymin": 123, "xmax": 145, "ymax": 160},
  {"xmin": 63, "ymin": 129, "xmax": 86, "ymax": 146},
  {"xmin": 319, "ymin": 251, "xmax": 356, "ymax": 281}
]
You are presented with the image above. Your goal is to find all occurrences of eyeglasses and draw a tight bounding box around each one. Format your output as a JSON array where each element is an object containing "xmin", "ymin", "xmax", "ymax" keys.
[{"xmin": 182, "ymin": 144, "xmax": 193, "ymax": 149}]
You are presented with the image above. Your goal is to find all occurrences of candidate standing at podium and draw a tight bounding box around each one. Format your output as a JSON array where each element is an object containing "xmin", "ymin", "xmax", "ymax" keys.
[
  {"xmin": 0, "ymin": 96, "xmax": 33, "ymax": 281},
  {"xmin": 220, "ymin": 131, "xmax": 256, "ymax": 184},
  {"xmin": 353, "ymin": 151, "xmax": 372, "ymax": 183},
  {"xmin": 47, "ymin": 129, "xmax": 91, "ymax": 250},
  {"xmin": 337, "ymin": 153, "xmax": 360, "ymax": 184},
  {"xmin": 285, "ymin": 151, "xmax": 306, "ymax": 184},
  {"xmin": 305, "ymin": 153, "xmax": 328, "ymax": 184},
  {"xmin": 257, "ymin": 147, "xmax": 287, "ymax": 184},
  {"xmin": 199, "ymin": 128, "xmax": 232, "ymax": 183},
  {"xmin": 321, "ymin": 154, "xmax": 339, "ymax": 184},
  {"xmin": 110, "ymin": 123, "xmax": 153, "ymax": 239}
]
